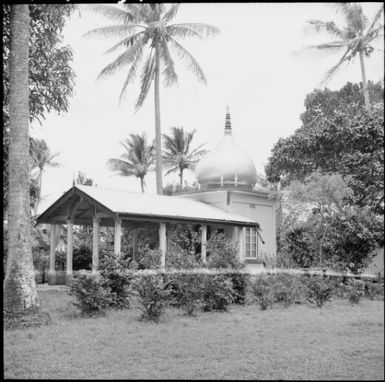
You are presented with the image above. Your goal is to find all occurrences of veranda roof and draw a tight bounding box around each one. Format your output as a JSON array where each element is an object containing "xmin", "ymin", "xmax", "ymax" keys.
[{"xmin": 37, "ymin": 185, "xmax": 260, "ymax": 228}]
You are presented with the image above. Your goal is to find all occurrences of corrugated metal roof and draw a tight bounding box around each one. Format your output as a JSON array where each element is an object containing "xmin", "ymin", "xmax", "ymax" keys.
[{"xmin": 76, "ymin": 185, "xmax": 259, "ymax": 227}]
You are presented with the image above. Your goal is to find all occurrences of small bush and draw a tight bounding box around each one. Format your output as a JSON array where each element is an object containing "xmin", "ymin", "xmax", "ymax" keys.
[
  {"xmin": 206, "ymin": 232, "xmax": 243, "ymax": 270},
  {"xmin": 346, "ymin": 279, "xmax": 365, "ymax": 305},
  {"xmin": 228, "ymin": 272, "xmax": 249, "ymax": 304},
  {"xmin": 250, "ymin": 275, "xmax": 275, "ymax": 310},
  {"xmin": 271, "ymin": 273, "xmax": 305, "ymax": 307},
  {"xmin": 99, "ymin": 251, "xmax": 131, "ymax": 309},
  {"xmin": 136, "ymin": 245, "xmax": 162, "ymax": 269},
  {"xmin": 70, "ymin": 271, "xmax": 111, "ymax": 316},
  {"xmin": 130, "ymin": 273, "xmax": 171, "ymax": 322},
  {"xmin": 4, "ymin": 305, "xmax": 51, "ymax": 330},
  {"xmin": 364, "ymin": 281, "xmax": 384, "ymax": 300},
  {"xmin": 301, "ymin": 276, "xmax": 333, "ymax": 308},
  {"xmin": 202, "ymin": 274, "xmax": 235, "ymax": 312},
  {"xmin": 166, "ymin": 273, "xmax": 204, "ymax": 315}
]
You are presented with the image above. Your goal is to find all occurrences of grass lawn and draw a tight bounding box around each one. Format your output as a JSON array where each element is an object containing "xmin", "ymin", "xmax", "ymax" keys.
[{"xmin": 4, "ymin": 285, "xmax": 384, "ymax": 380}]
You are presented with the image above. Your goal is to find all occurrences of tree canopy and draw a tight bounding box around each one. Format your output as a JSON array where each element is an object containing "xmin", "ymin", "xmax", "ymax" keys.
[
  {"xmin": 266, "ymin": 83, "xmax": 384, "ymax": 214},
  {"xmin": 162, "ymin": 126, "xmax": 207, "ymax": 189},
  {"xmin": 3, "ymin": 4, "xmax": 76, "ymax": 212}
]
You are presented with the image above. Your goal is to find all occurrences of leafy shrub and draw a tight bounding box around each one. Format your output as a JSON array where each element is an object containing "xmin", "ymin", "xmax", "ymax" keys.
[
  {"xmin": 130, "ymin": 273, "xmax": 171, "ymax": 322},
  {"xmin": 228, "ymin": 272, "xmax": 249, "ymax": 304},
  {"xmin": 166, "ymin": 224, "xmax": 202, "ymax": 269},
  {"xmin": 250, "ymin": 275, "xmax": 275, "ymax": 310},
  {"xmin": 206, "ymin": 232, "xmax": 243, "ymax": 269},
  {"xmin": 346, "ymin": 279, "xmax": 365, "ymax": 304},
  {"xmin": 271, "ymin": 273, "xmax": 304, "ymax": 307},
  {"xmin": 99, "ymin": 251, "xmax": 132, "ymax": 309},
  {"xmin": 4, "ymin": 305, "xmax": 51, "ymax": 330},
  {"xmin": 202, "ymin": 274, "xmax": 235, "ymax": 312},
  {"xmin": 70, "ymin": 271, "xmax": 111, "ymax": 316},
  {"xmin": 166, "ymin": 273, "xmax": 204, "ymax": 315},
  {"xmin": 136, "ymin": 245, "xmax": 162, "ymax": 269},
  {"xmin": 364, "ymin": 281, "xmax": 384, "ymax": 300},
  {"xmin": 73, "ymin": 244, "xmax": 92, "ymax": 270},
  {"xmin": 301, "ymin": 275, "xmax": 333, "ymax": 308}
]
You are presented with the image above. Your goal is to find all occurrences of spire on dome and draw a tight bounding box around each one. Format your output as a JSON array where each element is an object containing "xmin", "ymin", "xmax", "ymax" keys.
[{"xmin": 225, "ymin": 106, "xmax": 232, "ymax": 135}]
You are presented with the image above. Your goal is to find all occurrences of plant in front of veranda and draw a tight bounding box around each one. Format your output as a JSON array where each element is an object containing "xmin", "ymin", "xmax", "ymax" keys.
[
  {"xmin": 364, "ymin": 281, "xmax": 384, "ymax": 301},
  {"xmin": 345, "ymin": 279, "xmax": 365, "ymax": 305},
  {"xmin": 166, "ymin": 224, "xmax": 203, "ymax": 269},
  {"xmin": 70, "ymin": 271, "xmax": 112, "ymax": 316},
  {"xmin": 206, "ymin": 232, "xmax": 247, "ymax": 304},
  {"xmin": 165, "ymin": 272, "xmax": 205, "ymax": 316},
  {"xmin": 270, "ymin": 273, "xmax": 306, "ymax": 307},
  {"xmin": 300, "ymin": 275, "xmax": 334, "ymax": 308},
  {"xmin": 130, "ymin": 273, "xmax": 171, "ymax": 322},
  {"xmin": 136, "ymin": 245, "xmax": 162, "ymax": 269},
  {"xmin": 250, "ymin": 275, "xmax": 275, "ymax": 310},
  {"xmin": 201, "ymin": 274, "xmax": 235, "ymax": 312},
  {"xmin": 99, "ymin": 250, "xmax": 132, "ymax": 309}
]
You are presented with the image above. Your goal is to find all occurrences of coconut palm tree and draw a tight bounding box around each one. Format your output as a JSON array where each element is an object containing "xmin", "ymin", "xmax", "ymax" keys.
[
  {"xmin": 306, "ymin": 3, "xmax": 384, "ymax": 109},
  {"xmin": 31, "ymin": 138, "xmax": 60, "ymax": 216},
  {"xmin": 107, "ymin": 133, "xmax": 155, "ymax": 193},
  {"xmin": 84, "ymin": 3, "xmax": 219, "ymax": 194},
  {"xmin": 4, "ymin": 5, "xmax": 39, "ymax": 312},
  {"xmin": 163, "ymin": 126, "xmax": 207, "ymax": 189}
]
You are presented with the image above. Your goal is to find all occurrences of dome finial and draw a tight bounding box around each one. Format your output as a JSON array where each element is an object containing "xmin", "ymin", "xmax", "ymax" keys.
[{"xmin": 225, "ymin": 106, "xmax": 232, "ymax": 135}]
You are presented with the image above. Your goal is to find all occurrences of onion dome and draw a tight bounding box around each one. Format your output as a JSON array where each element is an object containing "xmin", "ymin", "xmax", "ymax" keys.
[{"xmin": 195, "ymin": 107, "xmax": 257, "ymax": 190}]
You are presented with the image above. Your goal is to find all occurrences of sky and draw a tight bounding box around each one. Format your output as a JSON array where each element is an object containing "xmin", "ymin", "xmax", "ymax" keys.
[{"xmin": 31, "ymin": 2, "xmax": 384, "ymax": 213}]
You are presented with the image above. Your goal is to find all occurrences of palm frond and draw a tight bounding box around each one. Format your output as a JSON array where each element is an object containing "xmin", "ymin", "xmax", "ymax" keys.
[
  {"xmin": 160, "ymin": 39, "xmax": 178, "ymax": 87},
  {"xmin": 167, "ymin": 25, "xmax": 204, "ymax": 40},
  {"xmin": 119, "ymin": 46, "xmax": 145, "ymax": 104},
  {"xmin": 84, "ymin": 4, "xmax": 134, "ymax": 23},
  {"xmin": 103, "ymin": 30, "xmax": 145, "ymax": 55},
  {"xmin": 307, "ymin": 19, "xmax": 344, "ymax": 38},
  {"xmin": 162, "ymin": 4, "xmax": 180, "ymax": 23},
  {"xmin": 168, "ymin": 23, "xmax": 220, "ymax": 39},
  {"xmin": 169, "ymin": 38, "xmax": 207, "ymax": 84},
  {"xmin": 97, "ymin": 37, "xmax": 146, "ymax": 80},
  {"xmin": 83, "ymin": 24, "xmax": 143, "ymax": 40},
  {"xmin": 321, "ymin": 48, "xmax": 352, "ymax": 85},
  {"xmin": 366, "ymin": 4, "xmax": 384, "ymax": 34},
  {"xmin": 107, "ymin": 158, "xmax": 136, "ymax": 176},
  {"xmin": 135, "ymin": 48, "xmax": 156, "ymax": 110}
]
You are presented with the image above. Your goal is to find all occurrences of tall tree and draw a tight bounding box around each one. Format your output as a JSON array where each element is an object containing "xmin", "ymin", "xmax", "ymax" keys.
[
  {"xmin": 266, "ymin": 102, "xmax": 384, "ymax": 215},
  {"xmin": 107, "ymin": 133, "xmax": 155, "ymax": 193},
  {"xmin": 4, "ymin": 5, "xmax": 38, "ymax": 312},
  {"xmin": 305, "ymin": 3, "xmax": 384, "ymax": 108},
  {"xmin": 84, "ymin": 3, "xmax": 219, "ymax": 194},
  {"xmin": 30, "ymin": 139, "xmax": 61, "ymax": 216},
  {"xmin": 3, "ymin": 4, "xmax": 76, "ymax": 213},
  {"xmin": 162, "ymin": 126, "xmax": 207, "ymax": 189}
]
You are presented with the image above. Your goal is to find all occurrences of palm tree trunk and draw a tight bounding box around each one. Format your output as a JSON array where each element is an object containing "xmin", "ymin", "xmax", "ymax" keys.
[
  {"xmin": 359, "ymin": 49, "xmax": 370, "ymax": 110},
  {"xmin": 4, "ymin": 5, "xmax": 39, "ymax": 312},
  {"xmin": 140, "ymin": 176, "xmax": 145, "ymax": 193},
  {"xmin": 154, "ymin": 45, "xmax": 163, "ymax": 195},
  {"xmin": 179, "ymin": 169, "xmax": 183, "ymax": 189}
]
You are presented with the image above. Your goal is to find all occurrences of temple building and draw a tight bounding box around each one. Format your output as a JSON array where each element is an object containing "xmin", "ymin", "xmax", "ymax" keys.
[{"xmin": 37, "ymin": 108, "xmax": 277, "ymax": 284}]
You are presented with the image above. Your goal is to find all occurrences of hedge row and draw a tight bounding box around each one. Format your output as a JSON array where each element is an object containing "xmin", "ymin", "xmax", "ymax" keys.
[{"xmin": 70, "ymin": 268, "xmax": 384, "ymax": 320}]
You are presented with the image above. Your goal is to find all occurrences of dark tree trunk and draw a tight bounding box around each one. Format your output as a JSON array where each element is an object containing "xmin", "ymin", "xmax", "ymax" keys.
[{"xmin": 4, "ymin": 5, "xmax": 39, "ymax": 312}]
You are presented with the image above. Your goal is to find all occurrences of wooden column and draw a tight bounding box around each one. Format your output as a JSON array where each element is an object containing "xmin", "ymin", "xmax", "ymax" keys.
[
  {"xmin": 48, "ymin": 224, "xmax": 57, "ymax": 285},
  {"xmin": 159, "ymin": 222, "xmax": 167, "ymax": 269},
  {"xmin": 239, "ymin": 227, "xmax": 246, "ymax": 262},
  {"xmin": 114, "ymin": 217, "xmax": 122, "ymax": 254},
  {"xmin": 66, "ymin": 219, "xmax": 73, "ymax": 284},
  {"xmin": 92, "ymin": 217, "xmax": 100, "ymax": 273},
  {"xmin": 201, "ymin": 224, "xmax": 207, "ymax": 264},
  {"xmin": 232, "ymin": 226, "xmax": 240, "ymax": 260}
]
